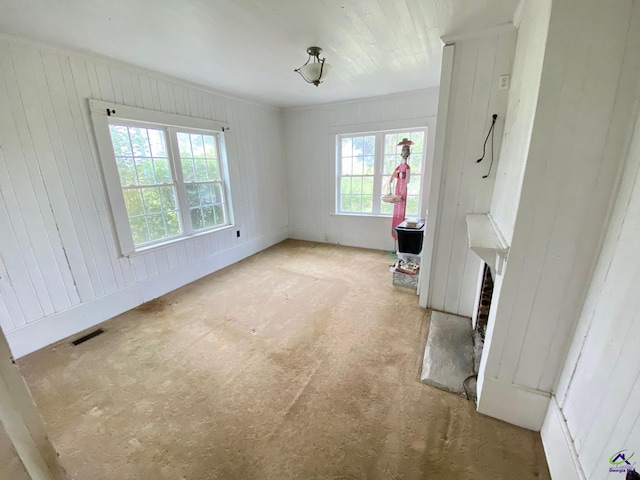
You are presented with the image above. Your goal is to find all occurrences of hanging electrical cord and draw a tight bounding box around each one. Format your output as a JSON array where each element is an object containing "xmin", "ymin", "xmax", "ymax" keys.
[{"xmin": 476, "ymin": 114, "xmax": 497, "ymax": 178}]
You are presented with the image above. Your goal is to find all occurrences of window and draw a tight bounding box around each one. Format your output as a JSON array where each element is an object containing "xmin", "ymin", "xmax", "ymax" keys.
[
  {"xmin": 90, "ymin": 100, "xmax": 233, "ymax": 255},
  {"xmin": 337, "ymin": 128, "xmax": 426, "ymax": 217}
]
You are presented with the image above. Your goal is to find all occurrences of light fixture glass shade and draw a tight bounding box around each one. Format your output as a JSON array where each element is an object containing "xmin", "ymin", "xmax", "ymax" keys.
[
  {"xmin": 295, "ymin": 47, "xmax": 332, "ymax": 86},
  {"xmin": 298, "ymin": 62, "xmax": 332, "ymax": 84}
]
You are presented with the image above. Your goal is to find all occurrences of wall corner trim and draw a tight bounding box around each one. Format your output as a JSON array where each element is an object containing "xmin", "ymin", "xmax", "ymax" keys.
[
  {"xmin": 541, "ymin": 396, "xmax": 586, "ymax": 480},
  {"xmin": 476, "ymin": 375, "xmax": 550, "ymax": 431}
]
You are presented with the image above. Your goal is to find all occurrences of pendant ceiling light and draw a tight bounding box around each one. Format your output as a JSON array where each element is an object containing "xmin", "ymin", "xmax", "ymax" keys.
[{"xmin": 294, "ymin": 46, "xmax": 332, "ymax": 86}]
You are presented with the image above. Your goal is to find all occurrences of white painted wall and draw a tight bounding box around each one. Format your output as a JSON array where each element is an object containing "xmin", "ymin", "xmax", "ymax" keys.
[
  {"xmin": 420, "ymin": 26, "xmax": 516, "ymax": 317},
  {"xmin": 0, "ymin": 35, "xmax": 289, "ymax": 358},
  {"xmin": 541, "ymin": 96, "xmax": 640, "ymax": 480},
  {"xmin": 283, "ymin": 89, "xmax": 438, "ymax": 252},
  {"xmin": 478, "ymin": 0, "xmax": 640, "ymax": 431},
  {"xmin": 489, "ymin": 0, "xmax": 551, "ymax": 244}
]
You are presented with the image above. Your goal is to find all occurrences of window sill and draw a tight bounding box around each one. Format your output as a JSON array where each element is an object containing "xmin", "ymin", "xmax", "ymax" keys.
[
  {"xmin": 124, "ymin": 224, "xmax": 237, "ymax": 258},
  {"xmin": 331, "ymin": 213, "xmax": 393, "ymax": 219}
]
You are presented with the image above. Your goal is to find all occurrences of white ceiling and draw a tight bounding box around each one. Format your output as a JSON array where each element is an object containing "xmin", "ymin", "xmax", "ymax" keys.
[{"xmin": 0, "ymin": 0, "xmax": 519, "ymax": 108}]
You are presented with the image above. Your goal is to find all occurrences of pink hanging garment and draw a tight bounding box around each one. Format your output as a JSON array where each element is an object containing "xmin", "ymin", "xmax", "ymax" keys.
[{"xmin": 391, "ymin": 162, "xmax": 410, "ymax": 239}]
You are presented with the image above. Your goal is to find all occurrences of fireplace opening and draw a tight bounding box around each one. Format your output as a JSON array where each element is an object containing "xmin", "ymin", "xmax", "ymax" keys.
[{"xmin": 475, "ymin": 263, "xmax": 494, "ymax": 340}]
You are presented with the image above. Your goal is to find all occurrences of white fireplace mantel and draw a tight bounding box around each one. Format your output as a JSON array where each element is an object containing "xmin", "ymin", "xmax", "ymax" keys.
[{"xmin": 466, "ymin": 214, "xmax": 510, "ymax": 275}]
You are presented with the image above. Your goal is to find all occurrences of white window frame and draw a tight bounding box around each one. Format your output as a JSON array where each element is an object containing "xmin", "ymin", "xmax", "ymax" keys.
[
  {"xmin": 90, "ymin": 99, "xmax": 235, "ymax": 256},
  {"xmin": 333, "ymin": 125, "xmax": 428, "ymax": 218}
]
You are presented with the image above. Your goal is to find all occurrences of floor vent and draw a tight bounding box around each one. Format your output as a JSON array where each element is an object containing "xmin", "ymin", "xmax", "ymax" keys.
[{"xmin": 71, "ymin": 329, "xmax": 105, "ymax": 346}]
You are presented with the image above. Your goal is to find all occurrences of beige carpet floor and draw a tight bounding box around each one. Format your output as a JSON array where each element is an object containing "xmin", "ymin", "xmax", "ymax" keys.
[{"xmin": 18, "ymin": 240, "xmax": 550, "ymax": 480}]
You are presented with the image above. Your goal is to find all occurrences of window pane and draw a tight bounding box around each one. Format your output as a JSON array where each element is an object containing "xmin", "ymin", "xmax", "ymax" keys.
[
  {"xmin": 363, "ymin": 135, "xmax": 375, "ymax": 156},
  {"xmin": 199, "ymin": 184, "xmax": 213, "ymax": 205},
  {"xmin": 363, "ymin": 155, "xmax": 375, "ymax": 175},
  {"xmin": 148, "ymin": 129, "xmax": 167, "ymax": 157},
  {"xmin": 207, "ymin": 159, "xmax": 221, "ymax": 180},
  {"xmin": 194, "ymin": 158, "xmax": 208, "ymax": 181},
  {"xmin": 341, "ymin": 158, "xmax": 351, "ymax": 176},
  {"xmin": 352, "ymin": 136, "xmax": 364, "ymax": 155},
  {"xmin": 158, "ymin": 186, "xmax": 177, "ymax": 210},
  {"xmin": 190, "ymin": 208, "xmax": 204, "ymax": 230},
  {"xmin": 406, "ymin": 196, "xmax": 420, "ymax": 216},
  {"xmin": 142, "ymin": 188, "xmax": 162, "ymax": 213},
  {"xmin": 352, "ymin": 157, "xmax": 364, "ymax": 176},
  {"xmin": 212, "ymin": 183, "xmax": 224, "ymax": 204},
  {"xmin": 135, "ymin": 158, "xmax": 155, "ymax": 185},
  {"xmin": 109, "ymin": 125, "xmax": 132, "ymax": 156},
  {"xmin": 204, "ymin": 135, "xmax": 217, "ymax": 159},
  {"xmin": 351, "ymin": 177, "xmax": 362, "ymax": 194},
  {"xmin": 341, "ymin": 177, "xmax": 351, "ymax": 194},
  {"xmin": 381, "ymin": 201, "xmax": 393, "ymax": 214},
  {"xmin": 186, "ymin": 185, "xmax": 200, "ymax": 208},
  {"xmin": 129, "ymin": 216, "xmax": 150, "ymax": 245},
  {"xmin": 202, "ymin": 205, "xmax": 215, "ymax": 228},
  {"xmin": 362, "ymin": 177, "xmax": 373, "ymax": 195},
  {"xmin": 154, "ymin": 158, "xmax": 171, "ymax": 184},
  {"xmin": 165, "ymin": 211, "xmax": 180, "ymax": 236},
  {"xmin": 116, "ymin": 157, "xmax": 137, "ymax": 186},
  {"xmin": 407, "ymin": 175, "xmax": 421, "ymax": 195},
  {"xmin": 341, "ymin": 137, "xmax": 352, "ymax": 157},
  {"xmin": 182, "ymin": 158, "xmax": 195, "ymax": 182},
  {"xmin": 191, "ymin": 134, "xmax": 205, "ymax": 159},
  {"xmin": 128, "ymin": 127, "xmax": 152, "ymax": 157},
  {"xmin": 107, "ymin": 122, "xmax": 231, "ymax": 247},
  {"xmin": 123, "ymin": 189, "xmax": 144, "ymax": 216},
  {"xmin": 147, "ymin": 214, "xmax": 167, "ymax": 240},
  {"xmin": 362, "ymin": 196, "xmax": 373, "ymax": 213},
  {"xmin": 214, "ymin": 204, "xmax": 225, "ymax": 224},
  {"xmin": 341, "ymin": 195, "xmax": 351, "ymax": 212},
  {"xmin": 177, "ymin": 133, "xmax": 192, "ymax": 159}
]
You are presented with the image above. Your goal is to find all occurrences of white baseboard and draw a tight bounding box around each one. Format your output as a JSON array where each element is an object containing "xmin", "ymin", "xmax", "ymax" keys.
[
  {"xmin": 6, "ymin": 286, "xmax": 142, "ymax": 359},
  {"xmin": 541, "ymin": 396, "xmax": 585, "ymax": 480},
  {"xmin": 287, "ymin": 226, "xmax": 325, "ymax": 243},
  {"xmin": 139, "ymin": 227, "xmax": 289, "ymax": 302},
  {"xmin": 476, "ymin": 375, "xmax": 551, "ymax": 431},
  {"xmin": 6, "ymin": 228, "xmax": 288, "ymax": 359}
]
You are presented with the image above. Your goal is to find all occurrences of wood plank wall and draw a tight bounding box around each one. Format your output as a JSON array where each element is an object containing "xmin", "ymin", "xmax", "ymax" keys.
[
  {"xmin": 0, "ymin": 36, "xmax": 288, "ymax": 356},
  {"xmin": 283, "ymin": 89, "xmax": 439, "ymax": 252},
  {"xmin": 425, "ymin": 27, "xmax": 516, "ymax": 317},
  {"xmin": 481, "ymin": 0, "xmax": 640, "ymax": 398},
  {"xmin": 553, "ymin": 101, "xmax": 640, "ymax": 480}
]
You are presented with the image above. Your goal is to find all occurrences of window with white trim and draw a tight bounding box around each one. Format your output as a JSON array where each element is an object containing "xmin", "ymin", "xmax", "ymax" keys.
[
  {"xmin": 90, "ymin": 100, "xmax": 233, "ymax": 255},
  {"xmin": 336, "ymin": 128, "xmax": 426, "ymax": 216}
]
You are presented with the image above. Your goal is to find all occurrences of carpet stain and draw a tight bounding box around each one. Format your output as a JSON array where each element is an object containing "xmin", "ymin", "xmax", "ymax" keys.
[{"xmin": 135, "ymin": 298, "xmax": 168, "ymax": 314}]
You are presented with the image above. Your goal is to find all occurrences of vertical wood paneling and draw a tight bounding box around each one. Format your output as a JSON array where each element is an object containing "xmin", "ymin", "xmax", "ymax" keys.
[
  {"xmin": 34, "ymin": 50, "xmax": 95, "ymax": 303},
  {"xmin": 482, "ymin": 0, "xmax": 640, "ymax": 398},
  {"xmin": 0, "ymin": 36, "xmax": 287, "ymax": 342},
  {"xmin": 0, "ymin": 147, "xmax": 44, "ymax": 324},
  {"xmin": 1, "ymin": 42, "xmax": 76, "ymax": 315},
  {"xmin": 429, "ymin": 28, "xmax": 516, "ymax": 316},
  {"xmin": 67, "ymin": 56, "xmax": 127, "ymax": 291},
  {"xmin": 552, "ymin": 102, "xmax": 640, "ymax": 480}
]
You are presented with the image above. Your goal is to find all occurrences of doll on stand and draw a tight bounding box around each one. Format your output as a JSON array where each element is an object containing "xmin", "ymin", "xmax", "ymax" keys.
[{"xmin": 391, "ymin": 138, "xmax": 413, "ymax": 239}]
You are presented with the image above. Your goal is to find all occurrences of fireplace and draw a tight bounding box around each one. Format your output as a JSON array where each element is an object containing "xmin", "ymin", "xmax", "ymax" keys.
[{"xmin": 472, "ymin": 262, "xmax": 494, "ymax": 338}]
